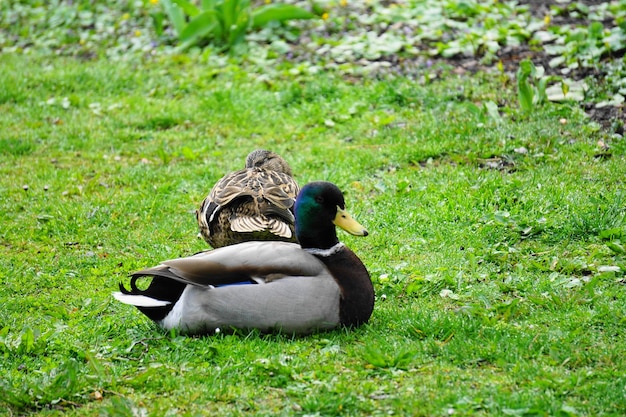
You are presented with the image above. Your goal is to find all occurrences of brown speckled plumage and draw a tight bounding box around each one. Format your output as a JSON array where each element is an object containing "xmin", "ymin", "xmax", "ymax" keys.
[{"xmin": 196, "ymin": 150, "xmax": 299, "ymax": 248}]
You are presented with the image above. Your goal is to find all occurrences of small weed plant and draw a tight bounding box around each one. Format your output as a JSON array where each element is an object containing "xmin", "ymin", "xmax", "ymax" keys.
[{"xmin": 157, "ymin": 0, "xmax": 317, "ymax": 51}]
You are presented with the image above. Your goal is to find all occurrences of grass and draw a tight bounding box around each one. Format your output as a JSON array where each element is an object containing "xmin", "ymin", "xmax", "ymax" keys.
[{"xmin": 1, "ymin": 51, "xmax": 626, "ymax": 417}]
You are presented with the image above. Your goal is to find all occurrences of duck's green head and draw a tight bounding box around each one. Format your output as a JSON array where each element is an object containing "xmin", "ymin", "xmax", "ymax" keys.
[{"xmin": 294, "ymin": 181, "xmax": 368, "ymax": 249}]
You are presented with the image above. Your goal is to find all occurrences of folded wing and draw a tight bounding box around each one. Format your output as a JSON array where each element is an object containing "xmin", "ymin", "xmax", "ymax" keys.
[{"xmin": 135, "ymin": 241, "xmax": 326, "ymax": 287}]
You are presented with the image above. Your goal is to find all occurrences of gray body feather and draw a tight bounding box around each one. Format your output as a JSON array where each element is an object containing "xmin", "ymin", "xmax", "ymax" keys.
[
  {"xmin": 161, "ymin": 275, "xmax": 340, "ymax": 334},
  {"xmin": 114, "ymin": 241, "xmax": 342, "ymax": 334}
]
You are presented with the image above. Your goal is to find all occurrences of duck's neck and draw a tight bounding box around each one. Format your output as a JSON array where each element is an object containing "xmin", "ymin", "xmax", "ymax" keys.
[
  {"xmin": 296, "ymin": 220, "xmax": 339, "ymax": 250},
  {"xmin": 303, "ymin": 242, "xmax": 345, "ymax": 257}
]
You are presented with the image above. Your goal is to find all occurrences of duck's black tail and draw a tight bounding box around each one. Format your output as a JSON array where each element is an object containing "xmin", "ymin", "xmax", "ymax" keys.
[{"xmin": 114, "ymin": 273, "xmax": 186, "ymax": 322}]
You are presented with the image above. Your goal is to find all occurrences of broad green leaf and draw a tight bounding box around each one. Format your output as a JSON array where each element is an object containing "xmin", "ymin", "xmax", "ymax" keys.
[
  {"xmin": 517, "ymin": 59, "xmax": 535, "ymax": 112},
  {"xmin": 218, "ymin": 0, "xmax": 234, "ymax": 30},
  {"xmin": 252, "ymin": 4, "xmax": 317, "ymax": 30},
  {"xmin": 19, "ymin": 327, "xmax": 35, "ymax": 354},
  {"xmin": 362, "ymin": 345, "xmax": 390, "ymax": 368},
  {"xmin": 537, "ymin": 77, "xmax": 548, "ymax": 104},
  {"xmin": 497, "ymin": 60, "xmax": 504, "ymax": 73},
  {"xmin": 172, "ymin": 0, "xmax": 201, "ymax": 17},
  {"xmin": 228, "ymin": 14, "xmax": 251, "ymax": 48},
  {"xmin": 561, "ymin": 80, "xmax": 570, "ymax": 96},
  {"xmin": 150, "ymin": 10, "xmax": 165, "ymax": 36},
  {"xmin": 393, "ymin": 349, "xmax": 418, "ymax": 369},
  {"xmin": 221, "ymin": 0, "xmax": 247, "ymax": 31},
  {"xmin": 161, "ymin": 0, "xmax": 186, "ymax": 36},
  {"xmin": 599, "ymin": 227, "xmax": 625, "ymax": 240},
  {"xmin": 588, "ymin": 21, "xmax": 604, "ymax": 39},
  {"xmin": 517, "ymin": 76, "xmax": 534, "ymax": 112},
  {"xmin": 483, "ymin": 101, "xmax": 502, "ymax": 123},
  {"xmin": 607, "ymin": 242, "xmax": 626, "ymax": 254},
  {"xmin": 517, "ymin": 59, "xmax": 536, "ymax": 78},
  {"xmin": 201, "ymin": 0, "xmax": 218, "ymax": 10},
  {"xmin": 179, "ymin": 10, "xmax": 220, "ymax": 49}
]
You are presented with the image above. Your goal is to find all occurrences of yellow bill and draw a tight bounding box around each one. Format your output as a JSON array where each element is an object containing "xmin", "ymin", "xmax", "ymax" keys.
[{"xmin": 333, "ymin": 206, "xmax": 369, "ymax": 236}]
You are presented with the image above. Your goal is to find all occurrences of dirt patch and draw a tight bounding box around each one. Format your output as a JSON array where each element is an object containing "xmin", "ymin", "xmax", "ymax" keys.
[{"xmin": 431, "ymin": 0, "xmax": 625, "ymax": 132}]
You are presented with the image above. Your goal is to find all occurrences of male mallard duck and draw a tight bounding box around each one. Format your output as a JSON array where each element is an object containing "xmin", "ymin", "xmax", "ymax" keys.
[
  {"xmin": 196, "ymin": 149, "xmax": 299, "ymax": 248},
  {"xmin": 114, "ymin": 181, "xmax": 374, "ymax": 335}
]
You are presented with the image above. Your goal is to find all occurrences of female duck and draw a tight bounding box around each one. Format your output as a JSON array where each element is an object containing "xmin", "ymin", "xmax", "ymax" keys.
[
  {"xmin": 115, "ymin": 181, "xmax": 374, "ymax": 335},
  {"xmin": 196, "ymin": 149, "xmax": 299, "ymax": 248}
]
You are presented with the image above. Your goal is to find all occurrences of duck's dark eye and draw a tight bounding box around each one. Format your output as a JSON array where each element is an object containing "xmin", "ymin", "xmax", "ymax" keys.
[{"xmin": 315, "ymin": 195, "xmax": 324, "ymax": 204}]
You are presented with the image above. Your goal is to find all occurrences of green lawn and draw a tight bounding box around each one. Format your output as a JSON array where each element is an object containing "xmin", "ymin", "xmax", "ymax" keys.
[{"xmin": 1, "ymin": 51, "xmax": 625, "ymax": 416}]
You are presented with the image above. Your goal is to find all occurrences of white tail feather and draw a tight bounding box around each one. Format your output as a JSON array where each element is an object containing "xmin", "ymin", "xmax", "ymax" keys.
[
  {"xmin": 230, "ymin": 216, "xmax": 292, "ymax": 238},
  {"xmin": 230, "ymin": 216, "xmax": 266, "ymax": 233},
  {"xmin": 113, "ymin": 292, "xmax": 171, "ymax": 307},
  {"xmin": 268, "ymin": 219, "xmax": 292, "ymax": 238}
]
